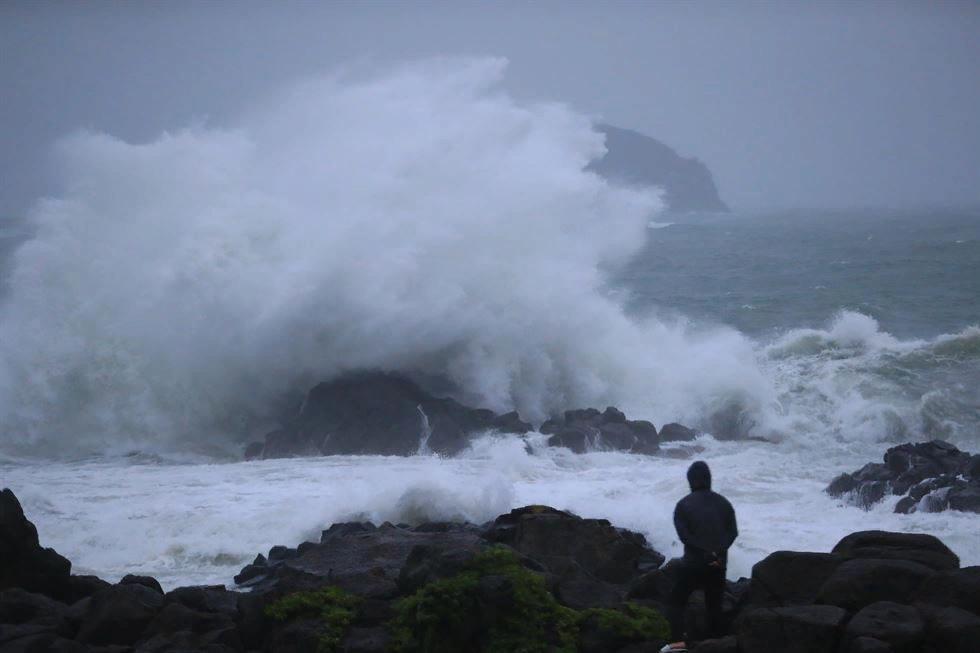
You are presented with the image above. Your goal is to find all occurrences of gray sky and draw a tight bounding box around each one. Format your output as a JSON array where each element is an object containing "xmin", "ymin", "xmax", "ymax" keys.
[{"xmin": 2, "ymin": 0, "xmax": 979, "ymax": 215}]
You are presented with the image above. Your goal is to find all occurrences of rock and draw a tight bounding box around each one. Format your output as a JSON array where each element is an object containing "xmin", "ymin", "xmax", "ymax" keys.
[
  {"xmin": 843, "ymin": 601, "xmax": 924, "ymax": 653},
  {"xmin": 735, "ymin": 604, "xmax": 847, "ymax": 653},
  {"xmin": 483, "ymin": 505, "xmax": 665, "ymax": 584},
  {"xmin": 542, "ymin": 409, "xmax": 660, "ymax": 454},
  {"xmin": 119, "ymin": 574, "xmax": 163, "ymax": 595},
  {"xmin": 243, "ymin": 441, "xmax": 265, "ymax": 460},
  {"xmin": 831, "ymin": 530, "xmax": 960, "ymax": 571},
  {"xmin": 252, "ymin": 370, "xmax": 533, "ymax": 459},
  {"xmin": 341, "ymin": 626, "xmax": 389, "ymax": 653},
  {"xmin": 913, "ymin": 566, "xmax": 980, "ymax": 615},
  {"xmin": 815, "ymin": 558, "xmax": 934, "ymax": 612},
  {"xmin": 163, "ymin": 585, "xmax": 240, "ymax": 619},
  {"xmin": 0, "ymin": 588, "xmax": 70, "ymax": 627},
  {"xmin": 589, "ymin": 124, "xmax": 729, "ymax": 213},
  {"xmin": 141, "ymin": 601, "xmax": 241, "ymax": 650},
  {"xmin": 915, "ymin": 603, "xmax": 980, "ymax": 653},
  {"xmin": 75, "ymin": 583, "xmax": 165, "ymax": 646},
  {"xmin": 849, "ymin": 637, "xmax": 895, "ymax": 653},
  {"xmin": 746, "ymin": 552, "xmax": 849, "ymax": 606},
  {"xmin": 659, "ymin": 423, "xmax": 698, "ymax": 442},
  {"xmin": 826, "ymin": 440, "xmax": 980, "ymax": 514},
  {"xmin": 0, "ymin": 633, "xmax": 86, "ymax": 652},
  {"xmin": 482, "ymin": 506, "xmax": 664, "ymax": 610},
  {"xmin": 235, "ymin": 521, "xmax": 484, "ymax": 601},
  {"xmin": 63, "ymin": 575, "xmax": 112, "ymax": 604},
  {"xmin": 0, "ymin": 488, "xmax": 72, "ymax": 601},
  {"xmin": 690, "ymin": 635, "xmax": 739, "ymax": 653},
  {"xmin": 396, "ymin": 542, "xmax": 487, "ymax": 595}
]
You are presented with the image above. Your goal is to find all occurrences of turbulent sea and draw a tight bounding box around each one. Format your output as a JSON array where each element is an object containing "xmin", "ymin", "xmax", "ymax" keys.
[{"xmin": 1, "ymin": 58, "xmax": 978, "ymax": 591}]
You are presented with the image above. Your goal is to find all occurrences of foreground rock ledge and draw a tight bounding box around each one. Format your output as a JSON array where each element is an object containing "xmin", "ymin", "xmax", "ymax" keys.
[{"xmin": 3, "ymin": 488, "xmax": 979, "ymax": 653}]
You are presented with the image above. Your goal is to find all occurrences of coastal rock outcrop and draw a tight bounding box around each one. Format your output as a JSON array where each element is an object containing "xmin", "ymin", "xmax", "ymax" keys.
[
  {"xmin": 540, "ymin": 408, "xmax": 660, "ymax": 454},
  {"xmin": 4, "ymin": 486, "xmax": 978, "ymax": 652},
  {"xmin": 243, "ymin": 370, "xmax": 674, "ymax": 460},
  {"xmin": 589, "ymin": 124, "xmax": 729, "ymax": 214},
  {"xmin": 825, "ymin": 440, "xmax": 980, "ymax": 514}
]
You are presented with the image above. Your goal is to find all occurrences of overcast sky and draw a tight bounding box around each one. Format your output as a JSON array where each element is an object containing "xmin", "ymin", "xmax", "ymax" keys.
[{"xmin": 2, "ymin": 0, "xmax": 979, "ymax": 215}]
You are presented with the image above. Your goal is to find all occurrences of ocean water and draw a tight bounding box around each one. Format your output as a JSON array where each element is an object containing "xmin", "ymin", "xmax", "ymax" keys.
[{"xmin": 1, "ymin": 57, "xmax": 978, "ymax": 592}]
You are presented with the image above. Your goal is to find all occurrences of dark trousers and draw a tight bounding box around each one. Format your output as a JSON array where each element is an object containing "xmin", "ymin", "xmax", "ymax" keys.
[{"xmin": 667, "ymin": 563, "xmax": 725, "ymax": 642}]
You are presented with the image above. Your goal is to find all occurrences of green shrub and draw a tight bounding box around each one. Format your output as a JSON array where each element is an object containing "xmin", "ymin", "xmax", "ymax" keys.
[
  {"xmin": 265, "ymin": 586, "xmax": 361, "ymax": 653},
  {"xmin": 390, "ymin": 545, "xmax": 578, "ymax": 653}
]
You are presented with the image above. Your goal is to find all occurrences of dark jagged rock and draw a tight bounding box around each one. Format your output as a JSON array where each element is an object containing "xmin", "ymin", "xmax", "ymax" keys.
[
  {"xmin": 0, "ymin": 488, "xmax": 72, "ymax": 602},
  {"xmin": 243, "ymin": 370, "xmax": 689, "ymax": 460},
  {"xmin": 541, "ymin": 408, "xmax": 661, "ymax": 454},
  {"xmin": 826, "ymin": 440, "xmax": 980, "ymax": 514},
  {"xmin": 589, "ymin": 124, "xmax": 729, "ymax": 213},
  {"xmin": 244, "ymin": 370, "xmax": 533, "ymax": 459}
]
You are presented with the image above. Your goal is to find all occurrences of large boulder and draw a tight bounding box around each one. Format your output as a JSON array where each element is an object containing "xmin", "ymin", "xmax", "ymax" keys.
[
  {"xmin": 814, "ymin": 558, "xmax": 935, "ymax": 612},
  {"xmin": 826, "ymin": 440, "xmax": 980, "ymax": 514},
  {"xmin": 735, "ymin": 604, "xmax": 847, "ymax": 653},
  {"xmin": 915, "ymin": 604, "xmax": 980, "ymax": 653},
  {"xmin": 913, "ymin": 566, "xmax": 980, "ymax": 615},
  {"xmin": 745, "ymin": 552, "xmax": 849, "ymax": 606},
  {"xmin": 0, "ymin": 488, "xmax": 72, "ymax": 602},
  {"xmin": 246, "ymin": 371, "xmax": 532, "ymax": 458},
  {"xmin": 831, "ymin": 530, "xmax": 960, "ymax": 572},
  {"xmin": 843, "ymin": 601, "xmax": 924, "ymax": 653}
]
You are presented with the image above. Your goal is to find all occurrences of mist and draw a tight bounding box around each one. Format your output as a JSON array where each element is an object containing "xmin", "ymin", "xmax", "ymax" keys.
[{"xmin": 1, "ymin": 0, "xmax": 979, "ymax": 215}]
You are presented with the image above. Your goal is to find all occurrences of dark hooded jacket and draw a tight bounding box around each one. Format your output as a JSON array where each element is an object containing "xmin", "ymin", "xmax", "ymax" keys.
[{"xmin": 673, "ymin": 461, "xmax": 738, "ymax": 567}]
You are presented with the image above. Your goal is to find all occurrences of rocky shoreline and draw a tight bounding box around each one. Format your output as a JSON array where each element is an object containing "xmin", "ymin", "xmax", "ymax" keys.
[
  {"xmin": 243, "ymin": 370, "xmax": 718, "ymax": 461},
  {"xmin": 4, "ymin": 473, "xmax": 979, "ymax": 653}
]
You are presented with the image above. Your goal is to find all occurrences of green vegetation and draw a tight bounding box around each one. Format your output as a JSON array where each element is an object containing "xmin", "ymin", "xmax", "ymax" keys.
[
  {"xmin": 264, "ymin": 585, "xmax": 361, "ymax": 653},
  {"xmin": 579, "ymin": 603, "xmax": 671, "ymax": 643},
  {"xmin": 389, "ymin": 544, "xmax": 668, "ymax": 653}
]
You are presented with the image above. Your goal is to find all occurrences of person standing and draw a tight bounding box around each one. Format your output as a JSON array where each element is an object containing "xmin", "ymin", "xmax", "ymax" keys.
[{"xmin": 661, "ymin": 460, "xmax": 738, "ymax": 653}]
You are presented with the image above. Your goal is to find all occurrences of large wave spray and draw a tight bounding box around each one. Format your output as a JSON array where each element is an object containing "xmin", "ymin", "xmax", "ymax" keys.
[{"xmin": 0, "ymin": 58, "xmax": 775, "ymax": 458}]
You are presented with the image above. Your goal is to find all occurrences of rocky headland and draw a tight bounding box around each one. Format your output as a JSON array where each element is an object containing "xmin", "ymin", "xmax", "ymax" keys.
[
  {"xmin": 589, "ymin": 124, "xmax": 729, "ymax": 214},
  {"xmin": 4, "ymin": 462, "xmax": 979, "ymax": 653}
]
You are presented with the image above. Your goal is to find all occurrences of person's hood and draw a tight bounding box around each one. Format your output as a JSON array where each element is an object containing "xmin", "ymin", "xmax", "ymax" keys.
[{"xmin": 687, "ymin": 461, "xmax": 712, "ymax": 491}]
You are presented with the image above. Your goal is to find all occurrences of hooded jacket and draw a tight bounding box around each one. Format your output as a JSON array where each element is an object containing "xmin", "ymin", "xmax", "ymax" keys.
[{"xmin": 673, "ymin": 461, "xmax": 738, "ymax": 567}]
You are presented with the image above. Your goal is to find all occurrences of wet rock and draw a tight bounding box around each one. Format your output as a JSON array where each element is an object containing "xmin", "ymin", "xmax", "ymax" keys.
[
  {"xmin": 826, "ymin": 440, "xmax": 980, "ymax": 514},
  {"xmin": 913, "ymin": 566, "xmax": 980, "ymax": 615},
  {"xmin": 915, "ymin": 604, "xmax": 980, "ymax": 653},
  {"xmin": 815, "ymin": 558, "xmax": 934, "ymax": 612},
  {"xmin": 0, "ymin": 488, "xmax": 72, "ymax": 602},
  {"xmin": 831, "ymin": 530, "xmax": 960, "ymax": 571},
  {"xmin": 542, "ymin": 408, "xmax": 660, "ymax": 454},
  {"xmin": 746, "ymin": 552, "xmax": 849, "ymax": 606},
  {"xmin": 119, "ymin": 574, "xmax": 163, "ymax": 595},
  {"xmin": 843, "ymin": 601, "xmax": 923, "ymax": 653},
  {"xmin": 735, "ymin": 604, "xmax": 847, "ymax": 653},
  {"xmin": 75, "ymin": 583, "xmax": 165, "ymax": 646},
  {"xmin": 659, "ymin": 423, "xmax": 698, "ymax": 442}
]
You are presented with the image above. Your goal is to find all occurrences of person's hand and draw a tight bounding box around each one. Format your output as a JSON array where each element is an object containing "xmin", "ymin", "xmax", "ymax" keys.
[{"xmin": 708, "ymin": 552, "xmax": 721, "ymax": 568}]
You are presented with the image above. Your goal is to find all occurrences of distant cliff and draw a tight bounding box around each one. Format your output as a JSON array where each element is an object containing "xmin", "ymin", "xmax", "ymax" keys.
[{"xmin": 590, "ymin": 124, "xmax": 729, "ymax": 213}]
